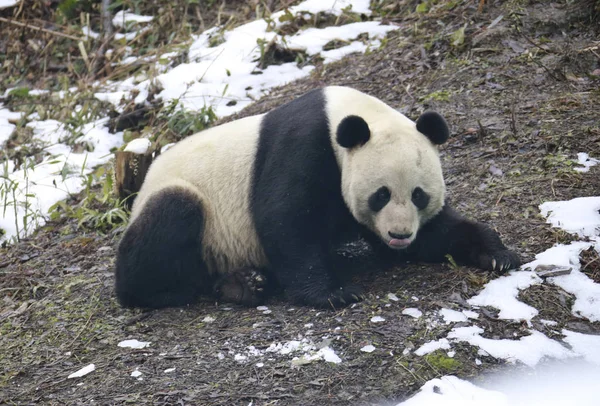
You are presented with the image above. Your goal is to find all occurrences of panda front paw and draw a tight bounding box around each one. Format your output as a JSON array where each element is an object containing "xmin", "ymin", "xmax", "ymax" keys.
[
  {"xmin": 478, "ymin": 249, "xmax": 521, "ymax": 273},
  {"xmin": 327, "ymin": 285, "xmax": 365, "ymax": 309}
]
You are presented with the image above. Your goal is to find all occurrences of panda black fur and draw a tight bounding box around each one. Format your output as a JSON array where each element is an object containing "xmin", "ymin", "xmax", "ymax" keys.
[{"xmin": 115, "ymin": 86, "xmax": 520, "ymax": 309}]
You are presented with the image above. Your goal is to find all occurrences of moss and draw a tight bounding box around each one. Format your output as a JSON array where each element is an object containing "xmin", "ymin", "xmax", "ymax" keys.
[
  {"xmin": 423, "ymin": 89, "xmax": 452, "ymax": 102},
  {"xmin": 425, "ymin": 352, "xmax": 461, "ymax": 372}
]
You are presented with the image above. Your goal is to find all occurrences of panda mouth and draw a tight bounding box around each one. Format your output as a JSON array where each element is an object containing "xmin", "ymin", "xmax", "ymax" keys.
[{"xmin": 388, "ymin": 238, "xmax": 411, "ymax": 249}]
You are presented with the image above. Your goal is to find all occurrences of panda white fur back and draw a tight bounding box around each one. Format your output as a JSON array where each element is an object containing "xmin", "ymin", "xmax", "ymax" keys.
[
  {"xmin": 130, "ymin": 114, "xmax": 268, "ymax": 274},
  {"xmin": 115, "ymin": 86, "xmax": 520, "ymax": 309}
]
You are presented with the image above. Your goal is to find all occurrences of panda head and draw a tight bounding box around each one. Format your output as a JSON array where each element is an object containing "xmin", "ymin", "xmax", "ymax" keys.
[{"xmin": 336, "ymin": 111, "xmax": 449, "ymax": 250}]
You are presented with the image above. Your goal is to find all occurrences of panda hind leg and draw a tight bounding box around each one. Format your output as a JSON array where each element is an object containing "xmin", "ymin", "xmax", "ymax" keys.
[
  {"xmin": 213, "ymin": 267, "xmax": 270, "ymax": 306},
  {"xmin": 115, "ymin": 187, "xmax": 211, "ymax": 309}
]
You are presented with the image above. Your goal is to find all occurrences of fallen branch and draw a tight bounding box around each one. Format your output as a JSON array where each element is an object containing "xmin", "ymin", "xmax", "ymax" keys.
[{"xmin": 0, "ymin": 17, "xmax": 82, "ymax": 41}]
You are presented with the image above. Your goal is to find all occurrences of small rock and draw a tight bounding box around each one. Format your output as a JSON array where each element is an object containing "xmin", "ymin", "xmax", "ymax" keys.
[
  {"xmin": 472, "ymin": 26, "xmax": 509, "ymax": 47},
  {"xmin": 97, "ymin": 246, "xmax": 113, "ymax": 255},
  {"xmin": 489, "ymin": 165, "xmax": 503, "ymax": 176},
  {"xmin": 448, "ymin": 292, "xmax": 468, "ymax": 306},
  {"xmin": 591, "ymin": 69, "xmax": 600, "ymax": 76},
  {"xmin": 534, "ymin": 265, "xmax": 572, "ymax": 278}
]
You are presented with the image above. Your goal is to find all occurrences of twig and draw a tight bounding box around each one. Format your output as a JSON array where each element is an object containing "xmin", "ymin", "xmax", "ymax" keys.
[
  {"xmin": 582, "ymin": 257, "xmax": 599, "ymax": 271},
  {"xmin": 477, "ymin": 119, "xmax": 487, "ymax": 141},
  {"xmin": 530, "ymin": 57, "xmax": 565, "ymax": 81},
  {"xmin": 101, "ymin": 0, "xmax": 113, "ymax": 37},
  {"xmin": 91, "ymin": 0, "xmax": 114, "ymax": 77},
  {"xmin": 0, "ymin": 17, "xmax": 82, "ymax": 41},
  {"xmin": 396, "ymin": 357, "xmax": 426, "ymax": 384},
  {"xmin": 519, "ymin": 31, "xmax": 553, "ymax": 54},
  {"xmin": 124, "ymin": 310, "xmax": 154, "ymax": 326},
  {"xmin": 510, "ymin": 97, "xmax": 518, "ymax": 136}
]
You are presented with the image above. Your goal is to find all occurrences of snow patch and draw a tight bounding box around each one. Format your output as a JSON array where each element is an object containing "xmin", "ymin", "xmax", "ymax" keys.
[
  {"xmin": 124, "ymin": 138, "xmax": 151, "ymax": 154},
  {"xmin": 467, "ymin": 271, "xmax": 541, "ymax": 321},
  {"xmin": 0, "ymin": 106, "xmax": 21, "ymax": 144},
  {"xmin": 539, "ymin": 197, "xmax": 600, "ymax": 238},
  {"xmin": 370, "ymin": 316, "xmax": 385, "ymax": 323},
  {"xmin": 1, "ymin": 119, "xmax": 122, "ymax": 242},
  {"xmin": 562, "ymin": 330, "xmax": 600, "ymax": 365},
  {"xmin": 574, "ymin": 152, "xmax": 599, "ymax": 173},
  {"xmin": 448, "ymin": 326, "xmax": 575, "ymax": 367},
  {"xmin": 228, "ymin": 338, "xmax": 343, "ymax": 366},
  {"xmin": 361, "ymin": 345, "xmax": 376, "ymax": 353},
  {"xmin": 397, "ymin": 375, "xmax": 507, "ymax": 406},
  {"xmin": 118, "ymin": 339, "xmax": 151, "ymax": 349},
  {"xmin": 402, "ymin": 308, "xmax": 423, "ymax": 318},
  {"xmin": 112, "ymin": 10, "xmax": 154, "ymax": 28},
  {"xmin": 440, "ymin": 308, "xmax": 468, "ymax": 323},
  {"xmin": 523, "ymin": 241, "xmax": 600, "ymax": 322},
  {"xmin": 68, "ymin": 364, "xmax": 95, "ymax": 379},
  {"xmin": 462, "ymin": 310, "xmax": 479, "ymax": 319},
  {"xmin": 0, "ymin": 0, "xmax": 19, "ymax": 9},
  {"xmin": 415, "ymin": 339, "xmax": 451, "ymax": 356}
]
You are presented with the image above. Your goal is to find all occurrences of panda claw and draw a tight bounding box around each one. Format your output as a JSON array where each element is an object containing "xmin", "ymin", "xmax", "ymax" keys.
[
  {"xmin": 491, "ymin": 258, "xmax": 497, "ymax": 271},
  {"xmin": 351, "ymin": 294, "xmax": 359, "ymax": 302}
]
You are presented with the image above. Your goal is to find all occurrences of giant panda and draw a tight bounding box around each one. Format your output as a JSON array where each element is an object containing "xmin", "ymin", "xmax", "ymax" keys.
[{"xmin": 115, "ymin": 86, "xmax": 520, "ymax": 309}]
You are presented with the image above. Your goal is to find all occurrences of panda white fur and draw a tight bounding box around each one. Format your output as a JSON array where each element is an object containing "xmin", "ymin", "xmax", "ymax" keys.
[{"xmin": 115, "ymin": 86, "xmax": 520, "ymax": 309}]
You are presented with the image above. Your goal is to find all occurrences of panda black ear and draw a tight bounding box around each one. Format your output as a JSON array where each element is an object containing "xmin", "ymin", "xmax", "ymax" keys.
[
  {"xmin": 416, "ymin": 111, "xmax": 449, "ymax": 145},
  {"xmin": 336, "ymin": 115, "xmax": 371, "ymax": 149}
]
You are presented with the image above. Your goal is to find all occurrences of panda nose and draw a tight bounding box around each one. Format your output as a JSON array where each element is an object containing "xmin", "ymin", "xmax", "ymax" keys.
[{"xmin": 389, "ymin": 231, "xmax": 412, "ymax": 240}]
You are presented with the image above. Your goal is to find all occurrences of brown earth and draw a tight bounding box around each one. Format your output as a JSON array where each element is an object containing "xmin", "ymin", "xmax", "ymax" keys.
[{"xmin": 1, "ymin": 1, "xmax": 600, "ymax": 405}]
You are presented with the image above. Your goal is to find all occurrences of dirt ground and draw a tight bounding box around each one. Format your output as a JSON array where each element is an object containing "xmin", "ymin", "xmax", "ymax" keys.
[{"xmin": 1, "ymin": 1, "xmax": 600, "ymax": 405}]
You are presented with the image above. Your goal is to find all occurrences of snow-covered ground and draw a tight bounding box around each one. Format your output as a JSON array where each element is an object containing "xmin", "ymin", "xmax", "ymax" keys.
[
  {"xmin": 397, "ymin": 361, "xmax": 600, "ymax": 406},
  {"xmin": 398, "ymin": 192, "xmax": 600, "ymax": 405},
  {"xmin": 0, "ymin": 0, "xmax": 397, "ymax": 242}
]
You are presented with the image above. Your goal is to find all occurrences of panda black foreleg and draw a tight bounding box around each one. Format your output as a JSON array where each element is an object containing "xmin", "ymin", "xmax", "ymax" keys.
[
  {"xmin": 269, "ymin": 245, "xmax": 364, "ymax": 309},
  {"xmin": 408, "ymin": 204, "xmax": 521, "ymax": 271},
  {"xmin": 115, "ymin": 187, "xmax": 211, "ymax": 308}
]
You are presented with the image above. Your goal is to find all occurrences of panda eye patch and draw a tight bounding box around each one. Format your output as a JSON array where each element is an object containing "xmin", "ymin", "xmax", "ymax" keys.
[
  {"xmin": 411, "ymin": 187, "xmax": 430, "ymax": 210},
  {"xmin": 368, "ymin": 186, "xmax": 391, "ymax": 212}
]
